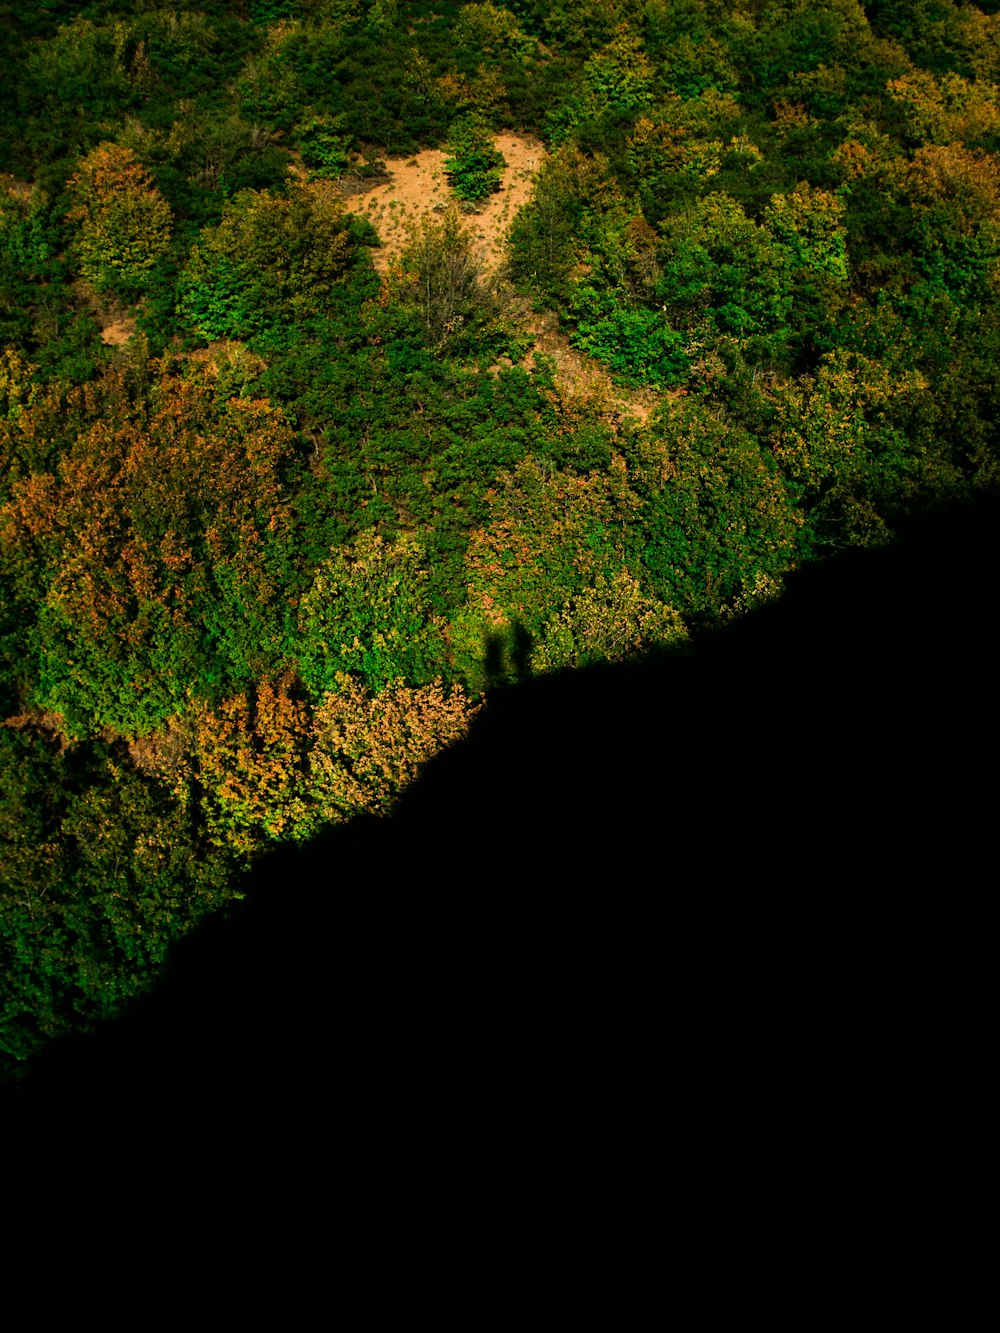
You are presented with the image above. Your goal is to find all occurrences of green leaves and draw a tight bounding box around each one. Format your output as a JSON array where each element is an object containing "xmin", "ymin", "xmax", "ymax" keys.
[
  {"xmin": 546, "ymin": 23, "xmax": 655, "ymax": 143},
  {"xmin": 633, "ymin": 408, "xmax": 801, "ymax": 620},
  {"xmin": 570, "ymin": 290, "xmax": 690, "ymax": 387},
  {"xmin": 532, "ymin": 570, "xmax": 687, "ymax": 673},
  {"xmin": 6, "ymin": 0, "xmax": 1000, "ymax": 1082},
  {"xmin": 178, "ymin": 181, "xmax": 365, "ymax": 342},
  {"xmin": 1, "ymin": 366, "xmax": 304, "ymax": 738},
  {"xmin": 444, "ymin": 114, "xmax": 507, "ymax": 203},
  {"xmin": 768, "ymin": 347, "xmax": 933, "ymax": 552},
  {"xmin": 765, "ymin": 183, "xmax": 850, "ymax": 282},
  {"xmin": 0, "ymin": 727, "xmax": 233, "ymax": 1074},
  {"xmin": 658, "ymin": 193, "xmax": 793, "ymax": 356},
  {"xmin": 294, "ymin": 109, "xmax": 353, "ymax": 180},
  {"xmin": 389, "ymin": 204, "xmax": 497, "ymax": 348},
  {"xmin": 297, "ymin": 531, "xmax": 446, "ymax": 695}
]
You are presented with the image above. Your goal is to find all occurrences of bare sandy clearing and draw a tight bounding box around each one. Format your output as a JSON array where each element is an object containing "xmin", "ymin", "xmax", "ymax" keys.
[
  {"xmin": 358, "ymin": 133, "xmax": 544, "ymax": 272},
  {"xmin": 101, "ymin": 318, "xmax": 135, "ymax": 346}
]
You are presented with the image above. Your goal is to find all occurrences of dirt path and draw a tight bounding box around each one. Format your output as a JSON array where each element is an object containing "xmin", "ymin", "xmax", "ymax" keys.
[{"xmin": 522, "ymin": 309, "xmax": 661, "ymax": 428}]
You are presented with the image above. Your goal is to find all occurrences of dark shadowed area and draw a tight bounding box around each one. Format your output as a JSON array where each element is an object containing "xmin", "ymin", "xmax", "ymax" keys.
[{"xmin": 6, "ymin": 497, "xmax": 992, "ymax": 1174}]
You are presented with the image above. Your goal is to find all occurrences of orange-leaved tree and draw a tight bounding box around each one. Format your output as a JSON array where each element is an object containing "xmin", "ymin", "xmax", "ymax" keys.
[{"xmin": 0, "ymin": 364, "xmax": 302, "ymax": 738}]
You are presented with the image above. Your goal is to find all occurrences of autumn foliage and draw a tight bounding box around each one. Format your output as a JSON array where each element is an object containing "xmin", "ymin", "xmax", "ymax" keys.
[
  {"xmin": 66, "ymin": 143, "xmax": 172, "ymax": 292},
  {"xmin": 0, "ymin": 365, "xmax": 301, "ymax": 736},
  {"xmin": 5, "ymin": 0, "xmax": 1000, "ymax": 1077},
  {"xmin": 140, "ymin": 671, "xmax": 477, "ymax": 854}
]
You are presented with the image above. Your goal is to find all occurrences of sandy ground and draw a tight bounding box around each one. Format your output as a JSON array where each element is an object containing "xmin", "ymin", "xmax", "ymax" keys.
[
  {"xmin": 357, "ymin": 132, "xmax": 544, "ymax": 272},
  {"xmin": 523, "ymin": 308, "xmax": 660, "ymax": 427},
  {"xmin": 101, "ymin": 319, "xmax": 135, "ymax": 346}
]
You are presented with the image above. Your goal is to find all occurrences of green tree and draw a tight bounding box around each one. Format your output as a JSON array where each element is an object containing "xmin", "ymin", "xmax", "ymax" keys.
[
  {"xmin": 570, "ymin": 290, "xmax": 690, "ymax": 387},
  {"xmin": 546, "ymin": 22, "xmax": 655, "ymax": 142},
  {"xmin": 768, "ymin": 347, "xmax": 934, "ymax": 551},
  {"xmin": 178, "ymin": 181, "xmax": 371, "ymax": 343},
  {"xmin": 454, "ymin": 4, "xmax": 537, "ymax": 60},
  {"xmin": 626, "ymin": 113, "xmax": 723, "ymax": 224},
  {"xmin": 389, "ymin": 204, "xmax": 499, "ymax": 348},
  {"xmin": 0, "ymin": 365, "xmax": 303, "ymax": 738},
  {"xmin": 452, "ymin": 453, "xmax": 640, "ymax": 686},
  {"xmin": 532, "ymin": 569, "xmax": 688, "ymax": 672},
  {"xmin": 294, "ymin": 110, "xmax": 352, "ymax": 180},
  {"xmin": 0, "ymin": 726, "xmax": 233, "ymax": 1075},
  {"xmin": 633, "ymin": 405, "xmax": 801, "ymax": 619},
  {"xmin": 658, "ymin": 192, "xmax": 794, "ymax": 368}
]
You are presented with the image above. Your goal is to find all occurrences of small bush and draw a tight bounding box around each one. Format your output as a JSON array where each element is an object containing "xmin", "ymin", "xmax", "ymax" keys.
[
  {"xmin": 571, "ymin": 289, "xmax": 690, "ymax": 388},
  {"xmin": 444, "ymin": 115, "xmax": 506, "ymax": 204}
]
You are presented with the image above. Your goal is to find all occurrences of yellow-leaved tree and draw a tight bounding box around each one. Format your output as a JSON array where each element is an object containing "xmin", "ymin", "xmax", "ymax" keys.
[
  {"xmin": 143, "ymin": 673, "xmax": 478, "ymax": 855},
  {"xmin": 66, "ymin": 143, "xmax": 172, "ymax": 293}
]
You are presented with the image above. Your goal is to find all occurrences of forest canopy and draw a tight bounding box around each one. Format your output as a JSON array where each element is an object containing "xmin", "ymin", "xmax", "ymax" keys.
[{"xmin": 2, "ymin": 0, "xmax": 999, "ymax": 1077}]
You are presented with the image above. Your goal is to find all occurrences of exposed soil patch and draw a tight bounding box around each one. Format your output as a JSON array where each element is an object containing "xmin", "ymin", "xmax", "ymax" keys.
[
  {"xmin": 71, "ymin": 279, "xmax": 138, "ymax": 347},
  {"xmin": 101, "ymin": 318, "xmax": 135, "ymax": 346},
  {"xmin": 357, "ymin": 132, "xmax": 544, "ymax": 272}
]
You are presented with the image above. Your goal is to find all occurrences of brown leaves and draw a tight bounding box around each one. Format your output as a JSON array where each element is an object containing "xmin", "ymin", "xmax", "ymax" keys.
[
  {"xmin": 906, "ymin": 141, "xmax": 1000, "ymax": 230},
  {"xmin": 887, "ymin": 70, "xmax": 1000, "ymax": 148},
  {"xmin": 454, "ymin": 454, "xmax": 643, "ymax": 683},
  {"xmin": 532, "ymin": 570, "xmax": 687, "ymax": 673},
  {"xmin": 311, "ymin": 674, "xmax": 477, "ymax": 818}
]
